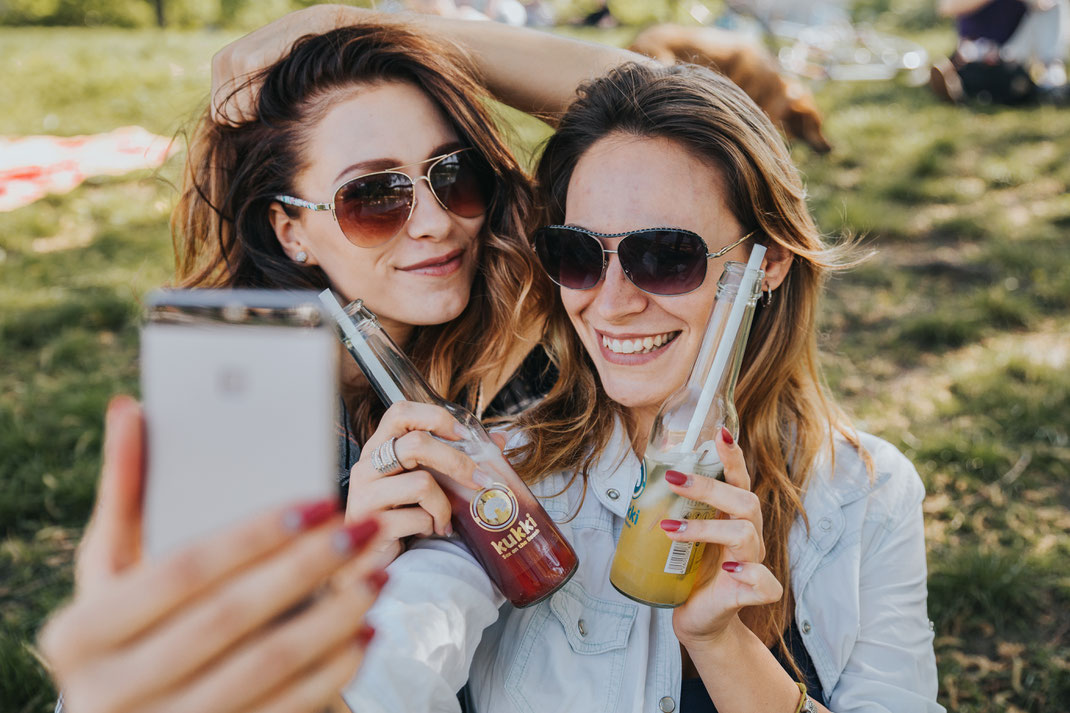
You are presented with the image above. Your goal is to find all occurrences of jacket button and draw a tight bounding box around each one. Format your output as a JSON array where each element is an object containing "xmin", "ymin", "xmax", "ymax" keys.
[
  {"xmin": 802, "ymin": 620, "xmax": 812, "ymax": 634},
  {"xmin": 577, "ymin": 619, "xmax": 588, "ymax": 637},
  {"xmin": 818, "ymin": 517, "xmax": 832, "ymax": 531},
  {"xmin": 607, "ymin": 488, "xmax": 620, "ymax": 500},
  {"xmin": 659, "ymin": 696, "xmax": 676, "ymax": 712}
]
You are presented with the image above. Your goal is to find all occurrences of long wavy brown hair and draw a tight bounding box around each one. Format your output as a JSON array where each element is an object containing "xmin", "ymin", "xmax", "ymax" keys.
[
  {"xmin": 172, "ymin": 25, "xmax": 550, "ymax": 441},
  {"xmin": 512, "ymin": 62, "xmax": 870, "ymax": 656}
]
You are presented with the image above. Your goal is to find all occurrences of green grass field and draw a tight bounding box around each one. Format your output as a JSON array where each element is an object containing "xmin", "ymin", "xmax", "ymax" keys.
[{"xmin": 2, "ymin": 14, "xmax": 1068, "ymax": 713}]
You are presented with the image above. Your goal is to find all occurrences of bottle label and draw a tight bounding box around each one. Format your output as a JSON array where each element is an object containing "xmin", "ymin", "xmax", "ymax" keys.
[
  {"xmin": 471, "ymin": 484, "xmax": 519, "ymax": 531},
  {"xmin": 631, "ymin": 461, "xmax": 647, "ymax": 499},
  {"xmin": 664, "ymin": 541, "xmax": 695, "ymax": 575}
]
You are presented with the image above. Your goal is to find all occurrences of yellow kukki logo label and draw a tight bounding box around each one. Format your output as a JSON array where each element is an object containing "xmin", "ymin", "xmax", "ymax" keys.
[{"xmin": 471, "ymin": 484, "xmax": 518, "ymax": 531}]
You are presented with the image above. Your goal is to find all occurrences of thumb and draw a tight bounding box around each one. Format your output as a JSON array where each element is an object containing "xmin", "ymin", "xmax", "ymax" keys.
[
  {"xmin": 75, "ymin": 395, "xmax": 146, "ymax": 594},
  {"xmin": 489, "ymin": 432, "xmax": 509, "ymax": 452}
]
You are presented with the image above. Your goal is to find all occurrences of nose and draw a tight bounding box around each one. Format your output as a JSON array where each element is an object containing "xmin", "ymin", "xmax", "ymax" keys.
[
  {"xmin": 591, "ymin": 255, "xmax": 648, "ymax": 323},
  {"xmin": 403, "ymin": 175, "xmax": 452, "ymax": 241}
]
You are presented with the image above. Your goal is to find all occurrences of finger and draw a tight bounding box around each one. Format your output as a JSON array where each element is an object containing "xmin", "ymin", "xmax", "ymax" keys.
[
  {"xmin": 349, "ymin": 471, "xmax": 453, "ymax": 537},
  {"xmin": 368, "ymin": 401, "xmax": 467, "ymax": 453},
  {"xmin": 75, "ymin": 396, "xmax": 145, "ymax": 594},
  {"xmin": 716, "ymin": 426, "xmax": 750, "ymax": 491},
  {"xmin": 41, "ymin": 499, "xmax": 339, "ymax": 672},
  {"xmin": 660, "ymin": 518, "xmax": 762, "ymax": 563},
  {"xmin": 80, "ymin": 518, "xmax": 380, "ymax": 713},
  {"xmin": 719, "ymin": 561, "xmax": 784, "ymax": 608},
  {"xmin": 664, "ymin": 470, "xmax": 763, "ymax": 535},
  {"xmin": 146, "ymin": 560, "xmax": 384, "ymax": 713},
  {"xmin": 489, "ymin": 431, "xmax": 508, "ymax": 451},
  {"xmin": 236, "ymin": 639, "xmax": 368, "ymax": 713},
  {"xmin": 392, "ymin": 431, "xmax": 478, "ymax": 491},
  {"xmin": 375, "ymin": 507, "xmax": 438, "ymax": 543}
]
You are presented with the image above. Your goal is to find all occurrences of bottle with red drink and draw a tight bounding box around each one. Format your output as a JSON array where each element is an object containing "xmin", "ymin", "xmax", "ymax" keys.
[{"xmin": 319, "ymin": 290, "xmax": 578, "ymax": 607}]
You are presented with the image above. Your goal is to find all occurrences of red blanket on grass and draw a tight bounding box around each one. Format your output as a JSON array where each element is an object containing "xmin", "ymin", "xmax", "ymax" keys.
[{"xmin": 0, "ymin": 126, "xmax": 178, "ymax": 212}]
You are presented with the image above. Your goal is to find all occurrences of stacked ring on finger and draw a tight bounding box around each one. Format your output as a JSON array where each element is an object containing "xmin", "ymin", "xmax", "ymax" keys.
[{"xmin": 372, "ymin": 436, "xmax": 401, "ymax": 475}]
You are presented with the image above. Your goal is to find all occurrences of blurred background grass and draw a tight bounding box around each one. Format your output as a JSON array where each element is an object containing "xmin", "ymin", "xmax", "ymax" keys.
[{"xmin": 1, "ymin": 1, "xmax": 1068, "ymax": 712}]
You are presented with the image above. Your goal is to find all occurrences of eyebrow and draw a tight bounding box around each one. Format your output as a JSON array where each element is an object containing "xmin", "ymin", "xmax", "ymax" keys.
[{"xmin": 332, "ymin": 141, "xmax": 465, "ymax": 185}]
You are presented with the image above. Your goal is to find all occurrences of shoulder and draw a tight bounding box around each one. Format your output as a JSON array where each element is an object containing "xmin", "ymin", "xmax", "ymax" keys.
[{"xmin": 811, "ymin": 430, "xmax": 926, "ymax": 523}]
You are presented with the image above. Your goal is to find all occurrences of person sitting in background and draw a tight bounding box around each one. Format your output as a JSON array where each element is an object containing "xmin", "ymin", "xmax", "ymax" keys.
[{"xmin": 931, "ymin": 0, "xmax": 1069, "ymax": 103}]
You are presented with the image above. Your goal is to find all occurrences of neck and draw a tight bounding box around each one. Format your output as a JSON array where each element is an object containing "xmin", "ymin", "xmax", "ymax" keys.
[{"xmin": 626, "ymin": 405, "xmax": 659, "ymax": 456}]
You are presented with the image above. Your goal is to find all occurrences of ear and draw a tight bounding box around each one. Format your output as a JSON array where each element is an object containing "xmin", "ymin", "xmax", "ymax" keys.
[
  {"xmin": 761, "ymin": 241, "xmax": 793, "ymax": 292},
  {"xmin": 268, "ymin": 202, "xmax": 318, "ymax": 266}
]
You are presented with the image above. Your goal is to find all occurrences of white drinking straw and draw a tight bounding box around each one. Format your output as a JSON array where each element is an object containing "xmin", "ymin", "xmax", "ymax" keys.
[
  {"xmin": 318, "ymin": 289, "xmax": 406, "ymax": 405},
  {"xmin": 681, "ymin": 244, "xmax": 767, "ymax": 452}
]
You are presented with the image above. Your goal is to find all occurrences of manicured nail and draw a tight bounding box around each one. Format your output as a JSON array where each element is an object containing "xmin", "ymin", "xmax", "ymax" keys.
[
  {"xmin": 665, "ymin": 470, "xmax": 691, "ymax": 487},
  {"xmin": 721, "ymin": 426, "xmax": 735, "ymax": 446},
  {"xmin": 332, "ymin": 519, "xmax": 380, "ymax": 554},
  {"xmin": 660, "ymin": 519, "xmax": 687, "ymax": 533},
  {"xmin": 283, "ymin": 498, "xmax": 339, "ymax": 532},
  {"xmin": 722, "ymin": 561, "xmax": 743, "ymax": 573},
  {"xmin": 444, "ymin": 521, "xmax": 454, "ymax": 537},
  {"xmin": 355, "ymin": 624, "xmax": 376, "ymax": 647},
  {"xmin": 366, "ymin": 569, "xmax": 389, "ymax": 593}
]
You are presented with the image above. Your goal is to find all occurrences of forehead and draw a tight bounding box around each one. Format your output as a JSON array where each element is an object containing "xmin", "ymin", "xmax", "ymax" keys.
[
  {"xmin": 301, "ymin": 81, "xmax": 460, "ymax": 187},
  {"xmin": 564, "ymin": 134, "xmax": 735, "ymax": 237}
]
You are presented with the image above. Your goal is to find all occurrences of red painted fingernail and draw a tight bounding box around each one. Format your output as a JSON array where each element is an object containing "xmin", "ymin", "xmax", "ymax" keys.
[
  {"xmin": 332, "ymin": 518, "xmax": 380, "ymax": 555},
  {"xmin": 283, "ymin": 498, "xmax": 339, "ymax": 532},
  {"xmin": 721, "ymin": 426, "xmax": 735, "ymax": 446},
  {"xmin": 366, "ymin": 569, "xmax": 389, "ymax": 593},
  {"xmin": 660, "ymin": 519, "xmax": 686, "ymax": 533},
  {"xmin": 355, "ymin": 624, "xmax": 376, "ymax": 647},
  {"xmin": 722, "ymin": 561, "xmax": 743, "ymax": 573},
  {"xmin": 665, "ymin": 470, "xmax": 690, "ymax": 487}
]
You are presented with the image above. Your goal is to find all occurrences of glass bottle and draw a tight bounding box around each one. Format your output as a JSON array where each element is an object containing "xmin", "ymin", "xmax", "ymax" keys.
[
  {"xmin": 609, "ymin": 259, "xmax": 764, "ymax": 607},
  {"xmin": 319, "ymin": 291, "xmax": 578, "ymax": 608}
]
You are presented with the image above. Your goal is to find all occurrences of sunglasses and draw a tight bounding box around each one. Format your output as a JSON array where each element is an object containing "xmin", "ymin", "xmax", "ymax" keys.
[
  {"xmin": 274, "ymin": 148, "xmax": 492, "ymax": 248},
  {"xmin": 532, "ymin": 225, "xmax": 756, "ymax": 296}
]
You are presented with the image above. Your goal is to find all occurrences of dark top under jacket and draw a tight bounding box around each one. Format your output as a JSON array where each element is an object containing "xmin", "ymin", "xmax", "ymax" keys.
[{"xmin": 679, "ymin": 619, "xmax": 825, "ymax": 711}]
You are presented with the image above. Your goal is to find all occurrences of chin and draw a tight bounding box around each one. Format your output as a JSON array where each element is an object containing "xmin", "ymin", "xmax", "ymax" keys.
[
  {"xmin": 406, "ymin": 293, "xmax": 470, "ymax": 327},
  {"xmin": 600, "ymin": 376, "xmax": 671, "ymax": 411}
]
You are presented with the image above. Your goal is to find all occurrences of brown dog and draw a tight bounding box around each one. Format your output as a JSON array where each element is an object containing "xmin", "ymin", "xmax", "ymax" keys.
[{"xmin": 629, "ymin": 24, "xmax": 832, "ymax": 154}]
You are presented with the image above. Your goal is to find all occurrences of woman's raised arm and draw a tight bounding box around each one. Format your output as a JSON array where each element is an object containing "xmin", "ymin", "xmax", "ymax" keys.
[{"xmin": 211, "ymin": 4, "xmax": 652, "ymax": 126}]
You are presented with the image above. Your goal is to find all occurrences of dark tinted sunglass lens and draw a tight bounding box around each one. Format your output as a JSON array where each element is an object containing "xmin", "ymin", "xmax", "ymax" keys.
[
  {"xmin": 534, "ymin": 227, "xmax": 604, "ymax": 290},
  {"xmin": 619, "ymin": 230, "xmax": 707, "ymax": 295},
  {"xmin": 335, "ymin": 173, "xmax": 413, "ymax": 246},
  {"xmin": 429, "ymin": 152, "xmax": 490, "ymax": 218}
]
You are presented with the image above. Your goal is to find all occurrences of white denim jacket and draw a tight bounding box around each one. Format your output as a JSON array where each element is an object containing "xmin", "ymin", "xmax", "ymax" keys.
[{"xmin": 344, "ymin": 422, "xmax": 944, "ymax": 713}]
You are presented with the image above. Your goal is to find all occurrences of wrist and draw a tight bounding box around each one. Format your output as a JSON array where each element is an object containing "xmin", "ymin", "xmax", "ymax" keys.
[{"xmin": 678, "ymin": 614, "xmax": 747, "ymax": 657}]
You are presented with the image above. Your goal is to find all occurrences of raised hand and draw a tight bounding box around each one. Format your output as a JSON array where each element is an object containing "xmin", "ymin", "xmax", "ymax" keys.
[
  {"xmin": 661, "ymin": 427, "xmax": 783, "ymax": 647},
  {"xmin": 345, "ymin": 401, "xmax": 483, "ymax": 562}
]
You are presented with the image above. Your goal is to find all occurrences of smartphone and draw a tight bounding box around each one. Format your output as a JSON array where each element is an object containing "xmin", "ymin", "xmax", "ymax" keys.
[{"xmin": 141, "ymin": 289, "xmax": 339, "ymax": 558}]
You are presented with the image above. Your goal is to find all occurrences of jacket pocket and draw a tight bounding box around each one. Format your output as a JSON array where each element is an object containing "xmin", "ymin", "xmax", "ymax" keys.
[{"xmin": 504, "ymin": 579, "xmax": 637, "ymax": 713}]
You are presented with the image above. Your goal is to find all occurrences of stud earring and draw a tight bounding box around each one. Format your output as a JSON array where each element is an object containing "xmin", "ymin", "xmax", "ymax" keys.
[{"xmin": 295, "ymin": 250, "xmax": 308, "ymax": 264}]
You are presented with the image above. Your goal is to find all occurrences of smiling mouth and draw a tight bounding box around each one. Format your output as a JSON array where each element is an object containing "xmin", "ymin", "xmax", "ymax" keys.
[
  {"xmin": 399, "ymin": 249, "xmax": 464, "ymax": 272},
  {"xmin": 601, "ymin": 331, "xmax": 680, "ymax": 355}
]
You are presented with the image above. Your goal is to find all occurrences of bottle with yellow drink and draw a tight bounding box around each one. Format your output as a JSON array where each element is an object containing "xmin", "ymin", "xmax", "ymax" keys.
[{"xmin": 610, "ymin": 248, "xmax": 765, "ymax": 607}]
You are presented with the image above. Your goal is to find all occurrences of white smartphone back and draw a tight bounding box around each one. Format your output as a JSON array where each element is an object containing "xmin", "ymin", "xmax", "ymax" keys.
[{"xmin": 141, "ymin": 290, "xmax": 339, "ymax": 558}]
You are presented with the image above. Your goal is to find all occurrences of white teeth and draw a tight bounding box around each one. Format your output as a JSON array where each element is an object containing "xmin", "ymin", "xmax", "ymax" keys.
[{"xmin": 601, "ymin": 331, "xmax": 678, "ymax": 355}]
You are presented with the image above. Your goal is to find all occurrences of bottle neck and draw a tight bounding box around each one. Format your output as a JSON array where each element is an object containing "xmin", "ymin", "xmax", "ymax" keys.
[
  {"xmin": 684, "ymin": 272, "xmax": 761, "ymax": 401},
  {"xmin": 340, "ymin": 300, "xmax": 442, "ymax": 407}
]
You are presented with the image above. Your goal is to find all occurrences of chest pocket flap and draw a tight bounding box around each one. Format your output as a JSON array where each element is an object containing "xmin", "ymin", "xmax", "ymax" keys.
[{"xmin": 549, "ymin": 580, "xmax": 637, "ymax": 655}]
